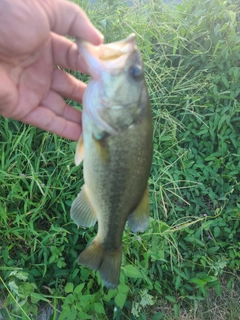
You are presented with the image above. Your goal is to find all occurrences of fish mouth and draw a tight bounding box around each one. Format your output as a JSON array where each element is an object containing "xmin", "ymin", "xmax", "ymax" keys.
[
  {"xmin": 76, "ymin": 34, "xmax": 137, "ymax": 78},
  {"xmin": 98, "ymin": 34, "xmax": 136, "ymax": 60}
]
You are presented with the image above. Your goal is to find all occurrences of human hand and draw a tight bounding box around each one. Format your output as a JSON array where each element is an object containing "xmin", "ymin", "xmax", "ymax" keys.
[{"xmin": 0, "ymin": 0, "xmax": 103, "ymax": 140}]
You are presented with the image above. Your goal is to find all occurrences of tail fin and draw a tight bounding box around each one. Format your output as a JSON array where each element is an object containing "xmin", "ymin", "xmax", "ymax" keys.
[{"xmin": 78, "ymin": 239, "xmax": 122, "ymax": 289}]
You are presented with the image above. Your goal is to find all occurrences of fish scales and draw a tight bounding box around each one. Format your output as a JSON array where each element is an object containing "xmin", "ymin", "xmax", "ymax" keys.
[
  {"xmin": 70, "ymin": 34, "xmax": 153, "ymax": 288},
  {"xmin": 84, "ymin": 113, "xmax": 151, "ymax": 247}
]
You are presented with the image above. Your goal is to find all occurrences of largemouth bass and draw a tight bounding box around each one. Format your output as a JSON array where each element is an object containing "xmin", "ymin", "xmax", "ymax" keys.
[{"xmin": 70, "ymin": 34, "xmax": 153, "ymax": 289}]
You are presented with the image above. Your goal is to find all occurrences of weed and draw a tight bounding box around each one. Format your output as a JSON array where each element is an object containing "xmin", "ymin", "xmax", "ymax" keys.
[{"xmin": 1, "ymin": 0, "xmax": 240, "ymax": 319}]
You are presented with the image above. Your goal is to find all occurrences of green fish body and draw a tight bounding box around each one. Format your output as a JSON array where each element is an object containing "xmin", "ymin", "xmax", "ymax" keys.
[{"xmin": 71, "ymin": 34, "xmax": 153, "ymax": 288}]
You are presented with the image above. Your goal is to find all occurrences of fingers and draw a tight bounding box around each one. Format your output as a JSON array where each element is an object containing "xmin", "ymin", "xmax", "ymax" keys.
[
  {"xmin": 51, "ymin": 33, "xmax": 89, "ymax": 73},
  {"xmin": 41, "ymin": 90, "xmax": 82, "ymax": 124},
  {"xmin": 0, "ymin": 66, "xmax": 18, "ymax": 118},
  {"xmin": 44, "ymin": 0, "xmax": 103, "ymax": 45},
  {"xmin": 21, "ymin": 104, "xmax": 82, "ymax": 141},
  {"xmin": 51, "ymin": 68, "xmax": 86, "ymax": 101},
  {"xmin": 23, "ymin": 80, "xmax": 83, "ymax": 140}
]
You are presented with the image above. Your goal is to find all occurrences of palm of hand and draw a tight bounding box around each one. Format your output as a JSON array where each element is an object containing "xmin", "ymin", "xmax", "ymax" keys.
[{"xmin": 0, "ymin": 0, "xmax": 103, "ymax": 140}]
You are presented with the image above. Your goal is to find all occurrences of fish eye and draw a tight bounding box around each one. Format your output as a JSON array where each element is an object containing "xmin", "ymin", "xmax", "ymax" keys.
[{"xmin": 129, "ymin": 65, "xmax": 143, "ymax": 81}]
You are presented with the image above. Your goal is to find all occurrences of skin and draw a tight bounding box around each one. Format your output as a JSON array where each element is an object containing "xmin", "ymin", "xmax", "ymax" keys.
[{"xmin": 0, "ymin": 0, "xmax": 103, "ymax": 140}]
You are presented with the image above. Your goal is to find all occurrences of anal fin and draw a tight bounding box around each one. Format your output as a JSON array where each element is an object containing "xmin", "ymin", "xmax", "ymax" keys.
[
  {"xmin": 128, "ymin": 186, "xmax": 149, "ymax": 233},
  {"xmin": 70, "ymin": 185, "xmax": 97, "ymax": 227}
]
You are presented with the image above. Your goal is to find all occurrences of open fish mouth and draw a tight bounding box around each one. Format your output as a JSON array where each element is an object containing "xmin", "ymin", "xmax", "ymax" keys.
[
  {"xmin": 98, "ymin": 33, "xmax": 137, "ymax": 60},
  {"xmin": 76, "ymin": 34, "xmax": 137, "ymax": 77}
]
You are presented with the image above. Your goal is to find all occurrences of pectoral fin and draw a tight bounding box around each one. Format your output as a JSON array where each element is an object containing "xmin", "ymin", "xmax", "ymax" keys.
[
  {"xmin": 70, "ymin": 185, "xmax": 97, "ymax": 227},
  {"xmin": 75, "ymin": 135, "xmax": 84, "ymax": 166},
  {"xmin": 128, "ymin": 186, "xmax": 149, "ymax": 232},
  {"xmin": 92, "ymin": 132, "xmax": 110, "ymax": 164}
]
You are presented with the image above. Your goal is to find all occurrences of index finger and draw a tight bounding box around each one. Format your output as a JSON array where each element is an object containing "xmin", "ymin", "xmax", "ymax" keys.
[{"xmin": 41, "ymin": 0, "xmax": 103, "ymax": 45}]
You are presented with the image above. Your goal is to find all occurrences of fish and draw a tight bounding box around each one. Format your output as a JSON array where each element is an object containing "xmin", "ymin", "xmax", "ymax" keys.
[{"xmin": 70, "ymin": 34, "xmax": 153, "ymax": 289}]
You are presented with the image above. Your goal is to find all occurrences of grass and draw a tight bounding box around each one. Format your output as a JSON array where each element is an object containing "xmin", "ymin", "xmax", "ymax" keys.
[
  {"xmin": 152, "ymin": 276, "xmax": 240, "ymax": 320},
  {"xmin": 1, "ymin": 0, "xmax": 240, "ymax": 319}
]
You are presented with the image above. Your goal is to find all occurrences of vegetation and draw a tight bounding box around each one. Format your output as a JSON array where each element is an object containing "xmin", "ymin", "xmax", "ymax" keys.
[{"xmin": 1, "ymin": 0, "xmax": 240, "ymax": 319}]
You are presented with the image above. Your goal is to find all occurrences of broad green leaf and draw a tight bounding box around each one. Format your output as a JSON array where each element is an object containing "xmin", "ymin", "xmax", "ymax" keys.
[
  {"xmin": 94, "ymin": 302, "xmax": 105, "ymax": 314},
  {"xmin": 214, "ymin": 226, "xmax": 220, "ymax": 237},
  {"xmin": 123, "ymin": 265, "xmax": 142, "ymax": 279},
  {"xmin": 174, "ymin": 303, "xmax": 179, "ymax": 318},
  {"xmin": 222, "ymin": 76, "xmax": 229, "ymax": 88},
  {"xmin": 186, "ymin": 295, "xmax": 205, "ymax": 301},
  {"xmin": 115, "ymin": 292, "xmax": 127, "ymax": 309},
  {"xmin": 214, "ymin": 23, "xmax": 221, "ymax": 35},
  {"xmin": 196, "ymin": 129, "xmax": 208, "ymax": 136},
  {"xmin": 74, "ymin": 283, "xmax": 85, "ymax": 294},
  {"xmin": 207, "ymin": 246, "xmax": 220, "ymax": 254},
  {"xmin": 175, "ymin": 276, "xmax": 181, "ymax": 290},
  {"xmin": 189, "ymin": 278, "xmax": 206, "ymax": 286},
  {"xmin": 58, "ymin": 309, "xmax": 74, "ymax": 320},
  {"xmin": 31, "ymin": 293, "xmax": 50, "ymax": 303},
  {"xmin": 9, "ymin": 271, "xmax": 28, "ymax": 281},
  {"xmin": 117, "ymin": 283, "xmax": 130, "ymax": 294},
  {"xmin": 65, "ymin": 282, "xmax": 74, "ymax": 293},
  {"xmin": 202, "ymin": 220, "xmax": 213, "ymax": 230},
  {"xmin": 165, "ymin": 295, "xmax": 176, "ymax": 303},
  {"xmin": 103, "ymin": 288, "xmax": 118, "ymax": 302}
]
